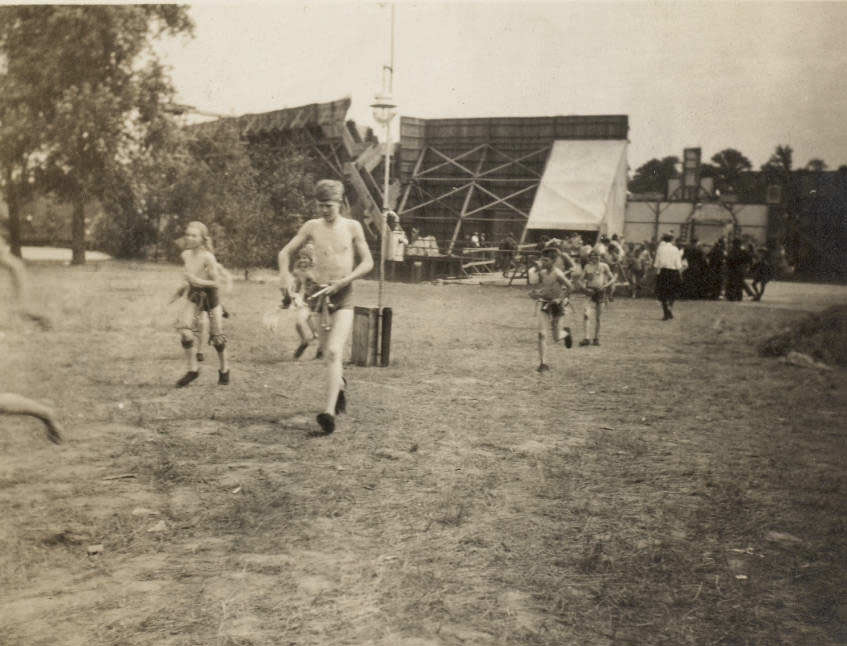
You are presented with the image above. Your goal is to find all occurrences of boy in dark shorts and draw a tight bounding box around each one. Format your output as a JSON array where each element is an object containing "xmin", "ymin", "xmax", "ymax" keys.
[
  {"xmin": 577, "ymin": 247, "xmax": 615, "ymax": 346},
  {"xmin": 277, "ymin": 180, "xmax": 374, "ymax": 435},
  {"xmin": 528, "ymin": 248, "xmax": 574, "ymax": 372}
]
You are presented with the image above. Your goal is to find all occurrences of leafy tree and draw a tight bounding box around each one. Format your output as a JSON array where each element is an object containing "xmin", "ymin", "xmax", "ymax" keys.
[
  {"xmin": 710, "ymin": 148, "xmax": 752, "ymax": 193},
  {"xmin": 133, "ymin": 121, "xmax": 308, "ymax": 277},
  {"xmin": 805, "ymin": 159, "xmax": 827, "ymax": 172},
  {"xmin": 0, "ymin": 6, "xmax": 194, "ymax": 264},
  {"xmin": 0, "ymin": 66, "xmax": 44, "ymax": 256},
  {"xmin": 761, "ymin": 144, "xmax": 794, "ymax": 181},
  {"xmin": 628, "ymin": 156, "xmax": 680, "ymax": 195}
]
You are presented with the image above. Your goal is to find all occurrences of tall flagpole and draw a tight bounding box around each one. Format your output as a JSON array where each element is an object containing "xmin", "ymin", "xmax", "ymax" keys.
[{"xmin": 374, "ymin": 3, "xmax": 396, "ymax": 313}]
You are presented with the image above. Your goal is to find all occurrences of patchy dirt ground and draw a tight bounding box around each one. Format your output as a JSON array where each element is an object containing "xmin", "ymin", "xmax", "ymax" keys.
[{"xmin": 2, "ymin": 262, "xmax": 846, "ymax": 646}]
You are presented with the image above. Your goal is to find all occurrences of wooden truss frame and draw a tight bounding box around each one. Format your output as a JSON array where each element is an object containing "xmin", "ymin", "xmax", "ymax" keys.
[{"xmin": 398, "ymin": 143, "xmax": 551, "ymax": 254}]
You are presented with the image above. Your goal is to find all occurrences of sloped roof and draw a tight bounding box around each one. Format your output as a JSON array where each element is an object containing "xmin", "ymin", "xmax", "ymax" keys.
[
  {"xmin": 189, "ymin": 97, "xmax": 352, "ymax": 138},
  {"xmin": 526, "ymin": 139, "xmax": 628, "ymax": 234}
]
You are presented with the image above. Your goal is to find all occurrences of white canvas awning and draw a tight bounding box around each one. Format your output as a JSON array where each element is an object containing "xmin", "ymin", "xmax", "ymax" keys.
[{"xmin": 525, "ymin": 140, "xmax": 628, "ymax": 236}]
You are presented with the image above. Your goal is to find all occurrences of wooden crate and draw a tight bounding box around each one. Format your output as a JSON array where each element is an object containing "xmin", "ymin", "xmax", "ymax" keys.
[{"xmin": 351, "ymin": 307, "xmax": 393, "ymax": 367}]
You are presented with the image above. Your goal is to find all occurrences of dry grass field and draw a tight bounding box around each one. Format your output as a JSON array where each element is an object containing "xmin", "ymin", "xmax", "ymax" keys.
[{"xmin": 2, "ymin": 261, "xmax": 846, "ymax": 646}]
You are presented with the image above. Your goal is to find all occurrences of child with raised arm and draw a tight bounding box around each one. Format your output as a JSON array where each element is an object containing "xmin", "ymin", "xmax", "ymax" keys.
[
  {"xmin": 528, "ymin": 247, "xmax": 574, "ymax": 372},
  {"xmin": 0, "ymin": 233, "xmax": 62, "ymax": 443},
  {"xmin": 174, "ymin": 221, "xmax": 231, "ymax": 387},
  {"xmin": 577, "ymin": 246, "xmax": 616, "ymax": 346}
]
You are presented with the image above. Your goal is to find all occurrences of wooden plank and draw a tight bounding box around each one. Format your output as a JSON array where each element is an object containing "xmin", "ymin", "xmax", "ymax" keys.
[
  {"xmin": 478, "ymin": 145, "xmax": 550, "ymax": 178},
  {"xmin": 400, "ymin": 182, "xmax": 472, "ymax": 216},
  {"xmin": 465, "ymin": 182, "xmax": 537, "ymax": 219},
  {"xmin": 461, "ymin": 246, "xmax": 499, "ymax": 255},
  {"xmin": 356, "ymin": 143, "xmax": 387, "ymax": 173},
  {"xmin": 420, "ymin": 145, "xmax": 482, "ymax": 178},
  {"xmin": 351, "ymin": 306, "xmax": 379, "ymax": 366},
  {"xmin": 448, "ymin": 146, "xmax": 488, "ymax": 255}
]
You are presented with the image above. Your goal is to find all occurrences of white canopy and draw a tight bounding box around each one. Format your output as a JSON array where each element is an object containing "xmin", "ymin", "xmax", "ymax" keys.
[{"xmin": 525, "ymin": 139, "xmax": 628, "ymax": 236}]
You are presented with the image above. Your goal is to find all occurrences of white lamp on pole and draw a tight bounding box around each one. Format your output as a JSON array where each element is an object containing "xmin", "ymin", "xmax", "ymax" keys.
[{"xmin": 371, "ymin": 91, "xmax": 397, "ymax": 312}]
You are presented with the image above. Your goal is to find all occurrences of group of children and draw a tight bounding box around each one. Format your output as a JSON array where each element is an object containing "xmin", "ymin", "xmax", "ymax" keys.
[
  {"xmin": 528, "ymin": 244, "xmax": 616, "ymax": 373},
  {"xmin": 172, "ymin": 179, "xmax": 374, "ymax": 436},
  {"xmin": 5, "ymin": 176, "xmax": 622, "ymax": 441}
]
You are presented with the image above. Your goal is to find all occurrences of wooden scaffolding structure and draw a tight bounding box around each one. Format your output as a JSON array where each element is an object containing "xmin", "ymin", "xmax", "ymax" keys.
[
  {"xmin": 397, "ymin": 115, "xmax": 628, "ymax": 254},
  {"xmin": 191, "ymin": 97, "xmax": 391, "ymax": 238}
]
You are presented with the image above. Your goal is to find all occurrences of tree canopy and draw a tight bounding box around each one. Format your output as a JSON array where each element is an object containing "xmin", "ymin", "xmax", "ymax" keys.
[
  {"xmin": 709, "ymin": 148, "xmax": 752, "ymax": 193},
  {"xmin": 628, "ymin": 156, "xmax": 680, "ymax": 196},
  {"xmin": 0, "ymin": 5, "xmax": 194, "ymax": 262}
]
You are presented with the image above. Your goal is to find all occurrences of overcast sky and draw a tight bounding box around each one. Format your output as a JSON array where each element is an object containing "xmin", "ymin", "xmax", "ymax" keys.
[{"xmin": 155, "ymin": 1, "xmax": 847, "ymax": 171}]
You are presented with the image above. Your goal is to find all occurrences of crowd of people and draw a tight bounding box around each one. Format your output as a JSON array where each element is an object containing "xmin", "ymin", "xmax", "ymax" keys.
[{"xmin": 528, "ymin": 231, "xmax": 783, "ymax": 304}]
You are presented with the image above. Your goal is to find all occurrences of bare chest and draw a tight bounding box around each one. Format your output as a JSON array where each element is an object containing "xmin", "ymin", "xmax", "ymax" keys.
[
  {"xmin": 310, "ymin": 223, "xmax": 353, "ymax": 260},
  {"xmin": 184, "ymin": 253, "xmax": 211, "ymax": 278}
]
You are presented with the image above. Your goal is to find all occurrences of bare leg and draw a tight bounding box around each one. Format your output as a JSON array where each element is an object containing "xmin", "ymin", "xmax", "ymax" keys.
[
  {"xmin": 178, "ymin": 300, "xmax": 199, "ymax": 373},
  {"xmin": 185, "ymin": 343, "xmax": 199, "ymax": 371},
  {"xmin": 295, "ymin": 307, "xmax": 314, "ymax": 344},
  {"xmin": 594, "ymin": 306, "xmax": 602, "ymax": 342},
  {"xmin": 323, "ymin": 308, "xmax": 354, "ymax": 416},
  {"xmin": 551, "ymin": 315, "xmax": 562, "ymax": 343},
  {"xmin": 536, "ymin": 310, "xmax": 547, "ymax": 369},
  {"xmin": 209, "ymin": 305, "xmax": 229, "ymax": 373},
  {"xmin": 0, "ymin": 393, "xmax": 63, "ymax": 444},
  {"xmin": 197, "ymin": 312, "xmax": 209, "ymax": 360}
]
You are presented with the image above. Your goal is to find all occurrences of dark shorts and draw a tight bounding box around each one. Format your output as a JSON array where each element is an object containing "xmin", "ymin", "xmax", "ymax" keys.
[
  {"xmin": 188, "ymin": 286, "xmax": 220, "ymax": 312},
  {"xmin": 310, "ymin": 283, "xmax": 354, "ymax": 313},
  {"xmin": 540, "ymin": 299, "xmax": 565, "ymax": 317},
  {"xmin": 589, "ymin": 289, "xmax": 604, "ymax": 305}
]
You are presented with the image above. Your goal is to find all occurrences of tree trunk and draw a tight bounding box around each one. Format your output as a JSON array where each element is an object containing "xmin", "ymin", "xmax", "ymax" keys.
[
  {"xmin": 4, "ymin": 166, "xmax": 23, "ymax": 258},
  {"xmin": 71, "ymin": 190, "xmax": 86, "ymax": 265}
]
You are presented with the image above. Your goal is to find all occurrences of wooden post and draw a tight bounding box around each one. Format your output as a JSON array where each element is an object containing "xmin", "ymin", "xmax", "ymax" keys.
[
  {"xmin": 379, "ymin": 307, "xmax": 392, "ymax": 367},
  {"xmin": 351, "ymin": 306, "xmax": 379, "ymax": 366}
]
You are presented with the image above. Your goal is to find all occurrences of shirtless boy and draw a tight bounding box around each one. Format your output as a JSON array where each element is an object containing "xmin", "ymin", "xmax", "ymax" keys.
[
  {"xmin": 528, "ymin": 248, "xmax": 574, "ymax": 372},
  {"xmin": 278, "ymin": 180, "xmax": 374, "ymax": 435},
  {"xmin": 577, "ymin": 247, "xmax": 615, "ymax": 346}
]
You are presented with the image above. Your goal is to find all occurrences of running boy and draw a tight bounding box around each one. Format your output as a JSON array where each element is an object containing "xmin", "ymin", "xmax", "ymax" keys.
[
  {"xmin": 175, "ymin": 221, "xmax": 231, "ymax": 387},
  {"xmin": 528, "ymin": 248, "xmax": 574, "ymax": 372},
  {"xmin": 577, "ymin": 247, "xmax": 615, "ymax": 346},
  {"xmin": 278, "ymin": 179, "xmax": 374, "ymax": 435}
]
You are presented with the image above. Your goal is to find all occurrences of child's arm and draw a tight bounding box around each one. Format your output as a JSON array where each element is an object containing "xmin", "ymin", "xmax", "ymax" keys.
[
  {"xmin": 555, "ymin": 268, "xmax": 573, "ymax": 291},
  {"xmin": 602, "ymin": 263, "xmax": 616, "ymax": 289}
]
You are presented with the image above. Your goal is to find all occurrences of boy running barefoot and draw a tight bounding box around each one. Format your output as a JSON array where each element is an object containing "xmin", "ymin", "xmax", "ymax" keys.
[
  {"xmin": 577, "ymin": 247, "xmax": 615, "ymax": 346},
  {"xmin": 528, "ymin": 248, "xmax": 574, "ymax": 372},
  {"xmin": 278, "ymin": 180, "xmax": 374, "ymax": 435}
]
